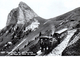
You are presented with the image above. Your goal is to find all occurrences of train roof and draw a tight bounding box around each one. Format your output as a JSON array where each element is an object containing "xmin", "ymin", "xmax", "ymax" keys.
[
  {"xmin": 55, "ymin": 28, "xmax": 68, "ymax": 34},
  {"xmin": 39, "ymin": 36, "xmax": 53, "ymax": 39}
]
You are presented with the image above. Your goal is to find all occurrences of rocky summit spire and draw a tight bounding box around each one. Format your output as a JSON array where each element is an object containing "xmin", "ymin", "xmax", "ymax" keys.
[
  {"xmin": 19, "ymin": 2, "xmax": 30, "ymax": 10},
  {"xmin": 6, "ymin": 1, "xmax": 38, "ymax": 26},
  {"xmin": 6, "ymin": 8, "xmax": 18, "ymax": 26}
]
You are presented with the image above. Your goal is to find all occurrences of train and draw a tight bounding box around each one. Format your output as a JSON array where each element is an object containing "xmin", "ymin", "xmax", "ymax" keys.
[
  {"xmin": 39, "ymin": 28, "xmax": 68, "ymax": 53},
  {"xmin": 39, "ymin": 36, "xmax": 58, "ymax": 54}
]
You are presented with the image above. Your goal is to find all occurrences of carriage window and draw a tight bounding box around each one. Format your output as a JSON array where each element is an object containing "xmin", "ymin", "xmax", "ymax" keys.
[
  {"xmin": 45, "ymin": 39, "xmax": 47, "ymax": 40},
  {"xmin": 50, "ymin": 38, "xmax": 52, "ymax": 40},
  {"xmin": 40, "ymin": 39, "xmax": 43, "ymax": 43}
]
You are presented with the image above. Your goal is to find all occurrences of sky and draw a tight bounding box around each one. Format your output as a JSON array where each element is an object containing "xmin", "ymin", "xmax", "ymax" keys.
[{"xmin": 0, "ymin": 0, "xmax": 80, "ymax": 29}]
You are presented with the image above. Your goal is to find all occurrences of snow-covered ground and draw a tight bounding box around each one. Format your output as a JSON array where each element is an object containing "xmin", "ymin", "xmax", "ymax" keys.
[
  {"xmin": 24, "ymin": 19, "xmax": 40, "ymax": 32},
  {"xmin": 47, "ymin": 29, "xmax": 77, "ymax": 56}
]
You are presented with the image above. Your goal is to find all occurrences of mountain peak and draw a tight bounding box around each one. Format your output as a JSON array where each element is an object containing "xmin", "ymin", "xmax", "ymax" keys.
[
  {"xmin": 19, "ymin": 1, "xmax": 30, "ymax": 10},
  {"xmin": 6, "ymin": 1, "xmax": 38, "ymax": 26}
]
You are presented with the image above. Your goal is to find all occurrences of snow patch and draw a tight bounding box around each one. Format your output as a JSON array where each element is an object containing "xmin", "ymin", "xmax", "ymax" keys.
[{"xmin": 24, "ymin": 19, "xmax": 40, "ymax": 32}]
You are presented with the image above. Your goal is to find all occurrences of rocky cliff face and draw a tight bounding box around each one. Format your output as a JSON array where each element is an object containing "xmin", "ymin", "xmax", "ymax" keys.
[
  {"xmin": 6, "ymin": 8, "xmax": 18, "ymax": 26},
  {"xmin": 6, "ymin": 2, "xmax": 38, "ymax": 27}
]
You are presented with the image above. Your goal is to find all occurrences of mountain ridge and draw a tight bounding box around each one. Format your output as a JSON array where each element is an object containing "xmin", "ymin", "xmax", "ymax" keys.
[{"xmin": 0, "ymin": 1, "xmax": 80, "ymax": 56}]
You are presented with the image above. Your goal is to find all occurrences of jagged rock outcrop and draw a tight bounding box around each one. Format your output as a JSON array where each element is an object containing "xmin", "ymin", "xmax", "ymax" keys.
[
  {"xmin": 6, "ymin": 2, "xmax": 38, "ymax": 27},
  {"xmin": 6, "ymin": 8, "xmax": 18, "ymax": 26}
]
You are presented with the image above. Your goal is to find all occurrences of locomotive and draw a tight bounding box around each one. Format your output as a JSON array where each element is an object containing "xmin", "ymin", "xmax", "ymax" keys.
[{"xmin": 39, "ymin": 36, "xmax": 58, "ymax": 53}]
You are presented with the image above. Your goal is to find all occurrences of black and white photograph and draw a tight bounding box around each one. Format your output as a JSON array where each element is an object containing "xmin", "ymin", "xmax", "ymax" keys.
[{"xmin": 0, "ymin": 0, "xmax": 80, "ymax": 56}]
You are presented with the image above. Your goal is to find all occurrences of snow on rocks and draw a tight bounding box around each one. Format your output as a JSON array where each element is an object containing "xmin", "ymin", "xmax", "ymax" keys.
[{"xmin": 24, "ymin": 19, "xmax": 40, "ymax": 32}]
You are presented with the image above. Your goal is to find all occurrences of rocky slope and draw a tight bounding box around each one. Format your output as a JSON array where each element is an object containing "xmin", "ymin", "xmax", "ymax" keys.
[
  {"xmin": 7, "ymin": 2, "xmax": 38, "ymax": 26},
  {"xmin": 6, "ymin": 2, "xmax": 47, "ymax": 31},
  {"xmin": 0, "ymin": 1, "xmax": 80, "ymax": 56}
]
